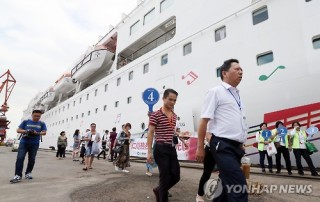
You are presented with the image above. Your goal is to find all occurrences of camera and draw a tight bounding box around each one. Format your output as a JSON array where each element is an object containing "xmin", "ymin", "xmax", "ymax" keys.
[{"xmin": 25, "ymin": 129, "xmax": 38, "ymax": 137}]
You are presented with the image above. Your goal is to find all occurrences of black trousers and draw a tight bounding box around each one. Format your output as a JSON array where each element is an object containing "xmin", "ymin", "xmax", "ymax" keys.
[
  {"xmin": 275, "ymin": 146, "xmax": 291, "ymax": 172},
  {"xmin": 56, "ymin": 145, "xmax": 65, "ymax": 158},
  {"xmin": 293, "ymin": 149, "xmax": 317, "ymax": 174},
  {"xmin": 259, "ymin": 150, "xmax": 273, "ymax": 170},
  {"xmin": 97, "ymin": 145, "xmax": 106, "ymax": 159},
  {"xmin": 110, "ymin": 148, "xmax": 118, "ymax": 161},
  {"xmin": 153, "ymin": 143, "xmax": 180, "ymax": 202},
  {"xmin": 198, "ymin": 145, "xmax": 216, "ymax": 196},
  {"xmin": 210, "ymin": 136, "xmax": 248, "ymax": 202}
]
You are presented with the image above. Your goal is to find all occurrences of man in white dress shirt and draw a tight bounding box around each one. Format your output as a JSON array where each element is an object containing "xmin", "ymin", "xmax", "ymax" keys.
[{"xmin": 196, "ymin": 59, "xmax": 248, "ymax": 202}]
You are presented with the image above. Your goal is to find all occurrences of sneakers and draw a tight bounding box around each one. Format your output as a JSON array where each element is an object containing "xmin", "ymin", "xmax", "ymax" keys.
[
  {"xmin": 122, "ymin": 169, "xmax": 130, "ymax": 173},
  {"xmin": 146, "ymin": 171, "xmax": 152, "ymax": 176},
  {"xmin": 25, "ymin": 173, "xmax": 33, "ymax": 179},
  {"xmin": 10, "ymin": 175, "xmax": 21, "ymax": 183},
  {"xmin": 196, "ymin": 194, "xmax": 204, "ymax": 202}
]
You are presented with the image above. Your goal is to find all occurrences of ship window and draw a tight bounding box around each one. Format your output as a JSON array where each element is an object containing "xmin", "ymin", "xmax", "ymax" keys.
[
  {"xmin": 161, "ymin": 54, "xmax": 168, "ymax": 65},
  {"xmin": 216, "ymin": 67, "xmax": 221, "ymax": 78},
  {"xmin": 127, "ymin": 96, "xmax": 132, "ymax": 104},
  {"xmin": 73, "ymin": 101, "xmax": 75, "ymax": 106},
  {"xmin": 59, "ymin": 121, "xmax": 60, "ymax": 125},
  {"xmin": 104, "ymin": 84, "xmax": 108, "ymax": 92},
  {"xmin": 160, "ymin": 0, "xmax": 174, "ymax": 13},
  {"xmin": 86, "ymin": 94, "xmax": 89, "ymax": 100},
  {"xmin": 252, "ymin": 6, "xmax": 268, "ymax": 25},
  {"xmin": 71, "ymin": 117, "xmax": 73, "ymax": 121},
  {"xmin": 183, "ymin": 42, "xmax": 192, "ymax": 56},
  {"xmin": 130, "ymin": 20, "xmax": 140, "ymax": 35},
  {"xmin": 95, "ymin": 108, "xmax": 98, "ymax": 114},
  {"xmin": 312, "ymin": 36, "xmax": 320, "ymax": 49},
  {"xmin": 144, "ymin": 8, "xmax": 155, "ymax": 25},
  {"xmin": 79, "ymin": 97, "xmax": 82, "ymax": 104},
  {"xmin": 81, "ymin": 113, "xmax": 84, "ymax": 118},
  {"xmin": 66, "ymin": 118, "xmax": 68, "ymax": 123},
  {"xmin": 129, "ymin": 71, "xmax": 133, "ymax": 81},
  {"xmin": 104, "ymin": 105, "xmax": 107, "ymax": 111},
  {"xmin": 143, "ymin": 63, "xmax": 149, "ymax": 74},
  {"xmin": 62, "ymin": 120, "xmax": 64, "ymax": 124},
  {"xmin": 115, "ymin": 101, "xmax": 119, "ymax": 108},
  {"xmin": 117, "ymin": 17, "xmax": 176, "ymax": 69},
  {"xmin": 68, "ymin": 104, "xmax": 70, "ymax": 109},
  {"xmin": 215, "ymin": 26, "xmax": 226, "ymax": 42},
  {"xmin": 305, "ymin": 0, "xmax": 312, "ymax": 2},
  {"xmin": 76, "ymin": 115, "xmax": 79, "ymax": 119},
  {"xmin": 63, "ymin": 106, "xmax": 65, "ymax": 111},
  {"xmin": 257, "ymin": 51, "xmax": 274, "ymax": 65},
  {"xmin": 95, "ymin": 89, "xmax": 98, "ymax": 96},
  {"xmin": 117, "ymin": 77, "xmax": 121, "ymax": 86}
]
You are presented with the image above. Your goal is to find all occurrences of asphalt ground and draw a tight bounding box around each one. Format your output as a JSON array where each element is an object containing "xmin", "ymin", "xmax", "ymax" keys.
[{"xmin": 0, "ymin": 146, "xmax": 319, "ymax": 202}]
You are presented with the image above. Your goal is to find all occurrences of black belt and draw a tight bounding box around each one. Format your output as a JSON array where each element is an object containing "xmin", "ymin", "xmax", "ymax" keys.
[
  {"xmin": 212, "ymin": 134, "xmax": 243, "ymax": 148},
  {"xmin": 155, "ymin": 142, "xmax": 174, "ymax": 147}
]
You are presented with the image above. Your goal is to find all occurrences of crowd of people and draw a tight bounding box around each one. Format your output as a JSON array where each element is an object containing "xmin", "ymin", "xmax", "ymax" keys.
[
  {"xmin": 256, "ymin": 121, "xmax": 319, "ymax": 176},
  {"xmin": 9, "ymin": 59, "xmax": 320, "ymax": 202}
]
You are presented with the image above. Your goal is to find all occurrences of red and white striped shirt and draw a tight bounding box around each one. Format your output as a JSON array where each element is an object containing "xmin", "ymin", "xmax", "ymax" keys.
[{"xmin": 149, "ymin": 108, "xmax": 177, "ymax": 144}]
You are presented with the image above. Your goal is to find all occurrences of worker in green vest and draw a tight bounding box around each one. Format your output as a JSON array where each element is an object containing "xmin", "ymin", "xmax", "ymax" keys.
[
  {"xmin": 290, "ymin": 121, "xmax": 319, "ymax": 176},
  {"xmin": 256, "ymin": 122, "xmax": 273, "ymax": 173},
  {"xmin": 271, "ymin": 121, "xmax": 292, "ymax": 175}
]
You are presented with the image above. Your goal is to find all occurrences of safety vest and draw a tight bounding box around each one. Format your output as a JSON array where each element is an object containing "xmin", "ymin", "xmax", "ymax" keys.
[
  {"xmin": 291, "ymin": 130, "xmax": 307, "ymax": 149},
  {"xmin": 257, "ymin": 132, "xmax": 271, "ymax": 151},
  {"xmin": 272, "ymin": 129, "xmax": 289, "ymax": 148}
]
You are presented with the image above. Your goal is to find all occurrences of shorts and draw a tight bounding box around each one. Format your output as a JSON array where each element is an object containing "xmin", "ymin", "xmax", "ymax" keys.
[{"xmin": 85, "ymin": 147, "xmax": 95, "ymax": 157}]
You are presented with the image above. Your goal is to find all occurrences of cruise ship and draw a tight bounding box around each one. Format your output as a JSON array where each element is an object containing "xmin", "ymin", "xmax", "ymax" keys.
[{"xmin": 22, "ymin": 0, "xmax": 320, "ymax": 166}]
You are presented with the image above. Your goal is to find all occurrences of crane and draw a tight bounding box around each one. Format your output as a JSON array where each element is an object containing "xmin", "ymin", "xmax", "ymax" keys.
[{"xmin": 0, "ymin": 69, "xmax": 16, "ymax": 143}]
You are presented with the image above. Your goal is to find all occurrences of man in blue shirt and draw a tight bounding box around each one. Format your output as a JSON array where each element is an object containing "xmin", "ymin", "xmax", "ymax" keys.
[{"xmin": 10, "ymin": 110, "xmax": 47, "ymax": 183}]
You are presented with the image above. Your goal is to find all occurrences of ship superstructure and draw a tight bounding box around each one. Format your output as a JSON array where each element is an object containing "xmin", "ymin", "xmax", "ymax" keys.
[{"xmin": 22, "ymin": 0, "xmax": 320, "ymax": 166}]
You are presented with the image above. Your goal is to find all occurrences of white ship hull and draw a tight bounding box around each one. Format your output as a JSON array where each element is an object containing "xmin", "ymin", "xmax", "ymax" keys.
[{"xmin": 23, "ymin": 0, "xmax": 320, "ymax": 167}]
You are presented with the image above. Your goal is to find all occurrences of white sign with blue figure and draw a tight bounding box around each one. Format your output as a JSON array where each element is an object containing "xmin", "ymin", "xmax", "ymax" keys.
[
  {"xmin": 142, "ymin": 88, "xmax": 160, "ymax": 112},
  {"xmin": 306, "ymin": 126, "xmax": 319, "ymax": 138}
]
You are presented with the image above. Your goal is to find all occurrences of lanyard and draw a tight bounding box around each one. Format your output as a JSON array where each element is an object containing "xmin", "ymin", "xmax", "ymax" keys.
[{"xmin": 228, "ymin": 89, "xmax": 241, "ymax": 110}]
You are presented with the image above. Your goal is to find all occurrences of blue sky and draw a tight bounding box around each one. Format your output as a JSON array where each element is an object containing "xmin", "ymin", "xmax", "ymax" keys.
[{"xmin": 0, "ymin": 0, "xmax": 137, "ymax": 139}]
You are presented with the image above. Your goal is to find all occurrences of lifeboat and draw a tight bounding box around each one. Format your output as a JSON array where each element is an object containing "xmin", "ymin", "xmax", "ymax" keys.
[
  {"xmin": 71, "ymin": 46, "xmax": 115, "ymax": 82},
  {"xmin": 53, "ymin": 72, "xmax": 76, "ymax": 93},
  {"xmin": 28, "ymin": 92, "xmax": 44, "ymax": 108},
  {"xmin": 40, "ymin": 87, "xmax": 55, "ymax": 105}
]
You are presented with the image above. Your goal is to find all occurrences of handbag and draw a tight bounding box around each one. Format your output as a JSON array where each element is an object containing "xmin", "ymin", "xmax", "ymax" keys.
[
  {"xmin": 274, "ymin": 142, "xmax": 281, "ymax": 148},
  {"xmin": 305, "ymin": 142, "xmax": 318, "ymax": 153},
  {"xmin": 267, "ymin": 142, "xmax": 277, "ymax": 156},
  {"xmin": 114, "ymin": 145, "xmax": 123, "ymax": 153}
]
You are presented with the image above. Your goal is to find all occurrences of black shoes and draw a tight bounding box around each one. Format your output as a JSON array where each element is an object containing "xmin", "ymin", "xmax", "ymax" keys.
[{"xmin": 153, "ymin": 188, "xmax": 160, "ymax": 202}]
